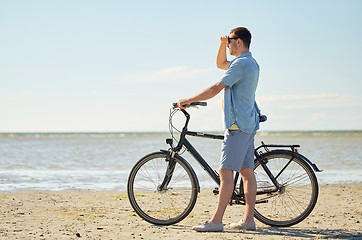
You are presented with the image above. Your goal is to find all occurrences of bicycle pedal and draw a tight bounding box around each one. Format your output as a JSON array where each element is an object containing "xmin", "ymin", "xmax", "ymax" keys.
[
  {"xmin": 255, "ymin": 200, "xmax": 268, "ymax": 204},
  {"xmin": 235, "ymin": 200, "xmax": 245, "ymax": 205}
]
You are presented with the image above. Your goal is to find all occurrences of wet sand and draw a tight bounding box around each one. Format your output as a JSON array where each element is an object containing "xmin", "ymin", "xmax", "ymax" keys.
[{"xmin": 1, "ymin": 183, "xmax": 361, "ymax": 239}]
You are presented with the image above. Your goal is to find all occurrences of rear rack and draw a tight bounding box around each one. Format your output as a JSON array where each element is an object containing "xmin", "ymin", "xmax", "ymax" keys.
[{"xmin": 256, "ymin": 141, "xmax": 300, "ymax": 153}]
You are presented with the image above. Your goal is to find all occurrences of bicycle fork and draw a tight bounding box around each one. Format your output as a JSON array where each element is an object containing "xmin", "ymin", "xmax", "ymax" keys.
[{"xmin": 157, "ymin": 150, "xmax": 177, "ymax": 192}]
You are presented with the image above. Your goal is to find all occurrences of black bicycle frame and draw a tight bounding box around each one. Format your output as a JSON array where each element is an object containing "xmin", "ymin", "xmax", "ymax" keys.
[
  {"xmin": 182, "ymin": 137, "xmax": 221, "ymax": 186},
  {"xmin": 168, "ymin": 109, "xmax": 277, "ymax": 193},
  {"xmin": 164, "ymin": 108, "xmax": 320, "ymax": 199},
  {"xmin": 176, "ymin": 132, "xmax": 303, "ymax": 202}
]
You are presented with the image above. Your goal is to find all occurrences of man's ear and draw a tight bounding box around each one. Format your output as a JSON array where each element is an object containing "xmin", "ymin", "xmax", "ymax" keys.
[{"xmin": 237, "ymin": 38, "xmax": 243, "ymax": 47}]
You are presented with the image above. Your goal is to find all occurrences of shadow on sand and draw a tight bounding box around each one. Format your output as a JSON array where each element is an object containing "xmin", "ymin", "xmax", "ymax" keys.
[
  {"xmin": 166, "ymin": 225, "xmax": 361, "ymax": 239},
  {"xmin": 246, "ymin": 227, "xmax": 362, "ymax": 239}
]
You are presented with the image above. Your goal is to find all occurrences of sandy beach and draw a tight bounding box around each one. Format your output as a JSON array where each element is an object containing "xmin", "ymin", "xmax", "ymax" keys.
[{"xmin": 1, "ymin": 183, "xmax": 361, "ymax": 240}]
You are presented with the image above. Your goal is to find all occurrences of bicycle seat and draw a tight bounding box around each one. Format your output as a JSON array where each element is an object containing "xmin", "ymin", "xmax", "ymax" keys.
[{"xmin": 259, "ymin": 115, "xmax": 267, "ymax": 122}]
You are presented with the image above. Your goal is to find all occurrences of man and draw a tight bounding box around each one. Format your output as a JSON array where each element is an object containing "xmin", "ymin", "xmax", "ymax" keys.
[{"xmin": 177, "ymin": 27, "xmax": 260, "ymax": 232}]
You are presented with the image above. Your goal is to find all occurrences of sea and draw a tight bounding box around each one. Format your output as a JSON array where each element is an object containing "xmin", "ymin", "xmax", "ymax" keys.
[{"xmin": 0, "ymin": 131, "xmax": 361, "ymax": 191}]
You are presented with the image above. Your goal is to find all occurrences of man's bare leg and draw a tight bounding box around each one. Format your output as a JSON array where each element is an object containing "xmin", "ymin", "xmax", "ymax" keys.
[
  {"xmin": 240, "ymin": 168, "xmax": 257, "ymax": 222},
  {"xmin": 209, "ymin": 169, "xmax": 234, "ymax": 224}
]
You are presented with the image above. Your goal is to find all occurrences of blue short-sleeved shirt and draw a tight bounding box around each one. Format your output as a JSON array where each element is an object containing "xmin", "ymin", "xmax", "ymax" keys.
[{"xmin": 220, "ymin": 52, "xmax": 260, "ymax": 133}]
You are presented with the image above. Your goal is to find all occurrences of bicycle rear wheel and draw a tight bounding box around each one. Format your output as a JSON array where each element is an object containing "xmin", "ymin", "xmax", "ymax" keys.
[
  {"xmin": 127, "ymin": 152, "xmax": 198, "ymax": 225},
  {"xmin": 252, "ymin": 150, "xmax": 318, "ymax": 227}
]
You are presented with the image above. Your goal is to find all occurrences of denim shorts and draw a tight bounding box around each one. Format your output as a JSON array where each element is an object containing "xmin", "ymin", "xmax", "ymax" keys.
[{"xmin": 220, "ymin": 130, "xmax": 256, "ymax": 172}]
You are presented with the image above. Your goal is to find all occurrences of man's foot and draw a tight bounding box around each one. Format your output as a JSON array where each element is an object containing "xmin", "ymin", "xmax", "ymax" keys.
[
  {"xmin": 230, "ymin": 220, "xmax": 256, "ymax": 230},
  {"xmin": 192, "ymin": 221, "xmax": 224, "ymax": 232}
]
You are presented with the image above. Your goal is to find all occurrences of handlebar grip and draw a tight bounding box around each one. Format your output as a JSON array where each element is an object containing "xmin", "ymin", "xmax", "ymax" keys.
[
  {"xmin": 173, "ymin": 102, "xmax": 207, "ymax": 108},
  {"xmin": 190, "ymin": 102, "xmax": 207, "ymax": 107}
]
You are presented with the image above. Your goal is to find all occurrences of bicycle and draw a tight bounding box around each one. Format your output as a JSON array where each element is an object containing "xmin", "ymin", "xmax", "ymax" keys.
[{"xmin": 127, "ymin": 102, "xmax": 322, "ymax": 227}]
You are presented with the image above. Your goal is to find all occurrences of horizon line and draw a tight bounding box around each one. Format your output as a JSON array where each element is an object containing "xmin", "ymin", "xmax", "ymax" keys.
[{"xmin": 1, "ymin": 129, "xmax": 361, "ymax": 134}]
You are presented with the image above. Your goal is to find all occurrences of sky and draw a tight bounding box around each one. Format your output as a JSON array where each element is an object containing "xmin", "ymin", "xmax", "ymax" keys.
[{"xmin": 1, "ymin": 0, "xmax": 361, "ymax": 132}]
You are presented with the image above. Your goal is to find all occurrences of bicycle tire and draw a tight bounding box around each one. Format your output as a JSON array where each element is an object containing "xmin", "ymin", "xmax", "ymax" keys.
[
  {"xmin": 127, "ymin": 152, "xmax": 198, "ymax": 225},
  {"xmin": 249, "ymin": 150, "xmax": 318, "ymax": 227}
]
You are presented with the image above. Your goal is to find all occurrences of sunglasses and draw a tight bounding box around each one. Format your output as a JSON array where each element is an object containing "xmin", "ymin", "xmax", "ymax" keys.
[{"xmin": 227, "ymin": 37, "xmax": 240, "ymax": 43}]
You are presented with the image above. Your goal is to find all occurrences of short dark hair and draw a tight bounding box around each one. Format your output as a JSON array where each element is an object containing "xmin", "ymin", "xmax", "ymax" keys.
[{"xmin": 230, "ymin": 27, "xmax": 251, "ymax": 49}]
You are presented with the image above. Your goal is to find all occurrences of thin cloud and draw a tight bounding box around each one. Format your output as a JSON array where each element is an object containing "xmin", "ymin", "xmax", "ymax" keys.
[
  {"xmin": 258, "ymin": 93, "xmax": 339, "ymax": 101},
  {"xmin": 124, "ymin": 66, "xmax": 215, "ymax": 83},
  {"xmin": 257, "ymin": 93, "xmax": 362, "ymax": 109}
]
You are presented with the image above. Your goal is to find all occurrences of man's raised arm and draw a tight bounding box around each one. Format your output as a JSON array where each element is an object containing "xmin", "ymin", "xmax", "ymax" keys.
[{"xmin": 216, "ymin": 35, "xmax": 230, "ymax": 70}]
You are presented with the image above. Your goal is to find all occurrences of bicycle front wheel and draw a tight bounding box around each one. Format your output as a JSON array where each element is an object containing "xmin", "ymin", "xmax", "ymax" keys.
[
  {"xmin": 127, "ymin": 152, "xmax": 198, "ymax": 225},
  {"xmin": 253, "ymin": 150, "xmax": 318, "ymax": 227}
]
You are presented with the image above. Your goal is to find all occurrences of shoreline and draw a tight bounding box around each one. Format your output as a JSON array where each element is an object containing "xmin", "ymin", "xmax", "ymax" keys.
[{"xmin": 1, "ymin": 183, "xmax": 361, "ymax": 239}]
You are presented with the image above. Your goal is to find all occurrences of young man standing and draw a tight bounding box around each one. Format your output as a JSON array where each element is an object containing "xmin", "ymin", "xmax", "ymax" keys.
[{"xmin": 177, "ymin": 27, "xmax": 260, "ymax": 232}]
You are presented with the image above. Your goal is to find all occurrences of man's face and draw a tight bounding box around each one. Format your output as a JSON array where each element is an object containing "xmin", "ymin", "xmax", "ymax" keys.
[{"xmin": 227, "ymin": 33, "xmax": 239, "ymax": 56}]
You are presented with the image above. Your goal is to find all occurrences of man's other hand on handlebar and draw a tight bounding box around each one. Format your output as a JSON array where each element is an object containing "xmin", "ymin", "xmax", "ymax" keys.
[{"xmin": 177, "ymin": 99, "xmax": 191, "ymax": 110}]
